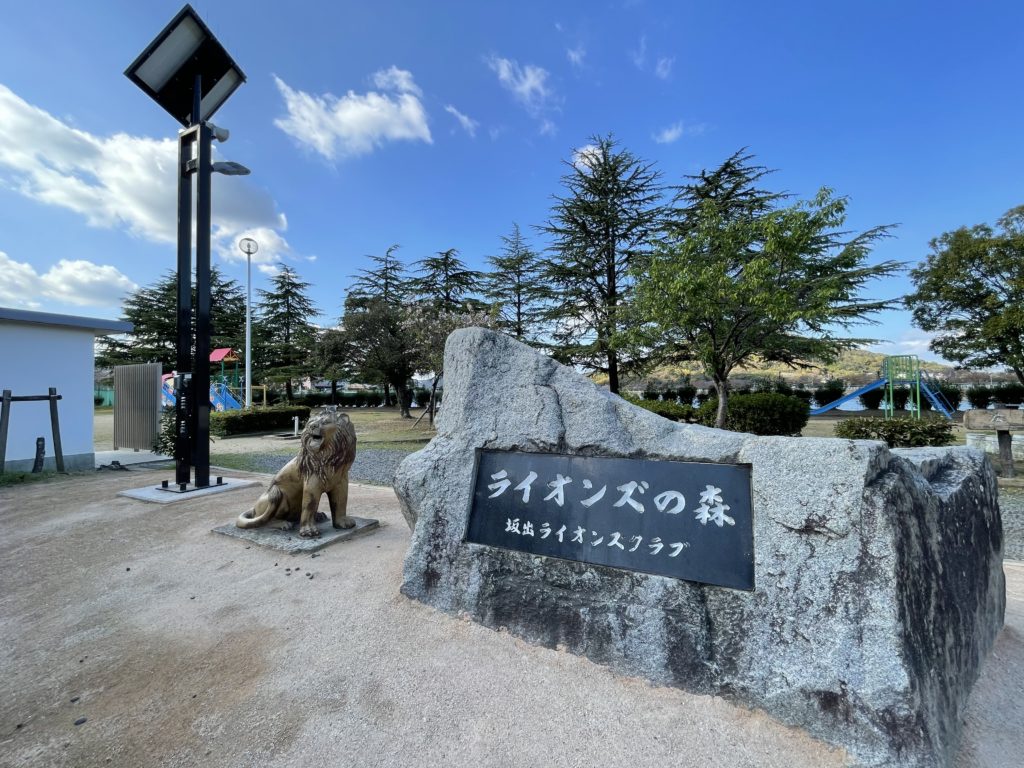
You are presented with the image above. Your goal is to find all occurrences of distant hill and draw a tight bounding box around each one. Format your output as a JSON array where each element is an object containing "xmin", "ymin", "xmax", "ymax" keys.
[{"xmin": 621, "ymin": 348, "xmax": 953, "ymax": 390}]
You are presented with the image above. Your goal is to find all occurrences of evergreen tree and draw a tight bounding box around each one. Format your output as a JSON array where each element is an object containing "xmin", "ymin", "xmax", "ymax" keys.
[
  {"xmin": 97, "ymin": 268, "xmax": 245, "ymax": 370},
  {"xmin": 484, "ymin": 223, "xmax": 548, "ymax": 342},
  {"xmin": 348, "ymin": 244, "xmax": 408, "ymax": 307},
  {"xmin": 541, "ymin": 134, "xmax": 665, "ymax": 393},
  {"xmin": 410, "ymin": 248, "xmax": 483, "ymax": 311},
  {"xmin": 341, "ymin": 296, "xmax": 417, "ymax": 417},
  {"xmin": 255, "ymin": 264, "xmax": 319, "ymax": 402},
  {"xmin": 311, "ymin": 328, "xmax": 354, "ymax": 403}
]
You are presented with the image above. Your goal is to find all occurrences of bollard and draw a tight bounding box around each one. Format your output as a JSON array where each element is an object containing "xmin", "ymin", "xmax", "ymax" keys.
[{"xmin": 293, "ymin": 416, "xmax": 299, "ymax": 437}]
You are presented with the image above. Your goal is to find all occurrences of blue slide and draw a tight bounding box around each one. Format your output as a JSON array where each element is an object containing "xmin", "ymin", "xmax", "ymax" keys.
[{"xmin": 809, "ymin": 378, "xmax": 887, "ymax": 415}]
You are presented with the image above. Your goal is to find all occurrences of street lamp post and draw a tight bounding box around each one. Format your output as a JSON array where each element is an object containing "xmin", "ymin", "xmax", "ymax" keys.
[
  {"xmin": 126, "ymin": 4, "xmax": 247, "ymax": 490},
  {"xmin": 238, "ymin": 237, "xmax": 259, "ymax": 409}
]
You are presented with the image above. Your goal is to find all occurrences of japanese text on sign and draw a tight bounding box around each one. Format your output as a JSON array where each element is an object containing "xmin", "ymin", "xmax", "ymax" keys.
[{"xmin": 464, "ymin": 450, "xmax": 755, "ymax": 590}]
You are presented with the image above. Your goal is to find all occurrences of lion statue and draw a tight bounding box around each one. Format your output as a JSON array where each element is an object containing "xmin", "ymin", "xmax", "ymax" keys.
[{"xmin": 236, "ymin": 409, "xmax": 357, "ymax": 538}]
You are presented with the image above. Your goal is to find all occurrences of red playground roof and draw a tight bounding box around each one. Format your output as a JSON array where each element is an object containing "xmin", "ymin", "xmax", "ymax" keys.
[{"xmin": 210, "ymin": 348, "xmax": 237, "ymax": 362}]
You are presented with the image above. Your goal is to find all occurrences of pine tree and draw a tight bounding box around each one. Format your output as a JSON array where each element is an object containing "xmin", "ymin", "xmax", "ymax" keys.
[
  {"xmin": 541, "ymin": 134, "xmax": 665, "ymax": 393},
  {"xmin": 484, "ymin": 223, "xmax": 547, "ymax": 342},
  {"xmin": 255, "ymin": 264, "xmax": 319, "ymax": 402},
  {"xmin": 97, "ymin": 268, "xmax": 245, "ymax": 370},
  {"xmin": 410, "ymin": 248, "xmax": 483, "ymax": 311}
]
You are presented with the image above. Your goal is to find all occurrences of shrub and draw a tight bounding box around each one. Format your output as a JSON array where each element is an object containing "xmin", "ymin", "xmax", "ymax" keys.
[
  {"xmin": 94, "ymin": 395, "xmax": 105, "ymax": 406},
  {"xmin": 623, "ymin": 394, "xmax": 695, "ymax": 422},
  {"xmin": 153, "ymin": 408, "xmax": 176, "ymax": 455},
  {"xmin": 858, "ymin": 386, "xmax": 885, "ymax": 410},
  {"xmin": 210, "ymin": 405, "xmax": 311, "ymax": 436},
  {"xmin": 694, "ymin": 389, "xmax": 713, "ymax": 406},
  {"xmin": 677, "ymin": 379, "xmax": 697, "ymax": 406},
  {"xmin": 791, "ymin": 386, "xmax": 812, "ymax": 404},
  {"xmin": 965, "ymin": 385, "xmax": 993, "ymax": 409},
  {"xmin": 887, "ymin": 386, "xmax": 911, "ymax": 412},
  {"xmin": 993, "ymin": 382, "xmax": 1024, "ymax": 406},
  {"xmin": 833, "ymin": 416, "xmax": 954, "ymax": 447},
  {"xmin": 696, "ymin": 393, "xmax": 809, "ymax": 435},
  {"xmin": 641, "ymin": 388, "xmax": 660, "ymax": 401},
  {"xmin": 751, "ymin": 375, "xmax": 793, "ymax": 396},
  {"xmin": 937, "ymin": 383, "xmax": 962, "ymax": 411},
  {"xmin": 294, "ymin": 392, "xmax": 332, "ymax": 407},
  {"xmin": 812, "ymin": 380, "xmax": 846, "ymax": 409}
]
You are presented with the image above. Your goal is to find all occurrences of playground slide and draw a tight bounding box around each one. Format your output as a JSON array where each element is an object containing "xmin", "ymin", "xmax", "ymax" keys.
[
  {"xmin": 160, "ymin": 375, "xmax": 242, "ymax": 411},
  {"xmin": 920, "ymin": 381, "xmax": 955, "ymax": 419},
  {"xmin": 809, "ymin": 379, "xmax": 887, "ymax": 416}
]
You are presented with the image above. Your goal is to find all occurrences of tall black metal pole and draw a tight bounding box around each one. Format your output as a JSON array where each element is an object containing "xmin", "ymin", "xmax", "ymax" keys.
[
  {"xmin": 193, "ymin": 120, "xmax": 213, "ymax": 488},
  {"xmin": 174, "ymin": 124, "xmax": 194, "ymax": 486}
]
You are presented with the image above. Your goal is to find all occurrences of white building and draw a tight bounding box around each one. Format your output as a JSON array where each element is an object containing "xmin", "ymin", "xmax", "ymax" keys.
[{"xmin": 0, "ymin": 308, "xmax": 132, "ymax": 472}]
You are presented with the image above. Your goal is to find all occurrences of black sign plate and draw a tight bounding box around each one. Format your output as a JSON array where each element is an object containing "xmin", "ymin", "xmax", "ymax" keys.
[{"xmin": 465, "ymin": 450, "xmax": 754, "ymax": 590}]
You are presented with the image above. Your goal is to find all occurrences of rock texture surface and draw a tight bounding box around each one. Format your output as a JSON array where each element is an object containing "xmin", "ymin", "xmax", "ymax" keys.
[{"xmin": 395, "ymin": 329, "xmax": 1006, "ymax": 768}]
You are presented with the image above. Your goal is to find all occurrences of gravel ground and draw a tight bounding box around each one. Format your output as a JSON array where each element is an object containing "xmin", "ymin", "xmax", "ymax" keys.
[
  {"xmin": 1002, "ymin": 489, "xmax": 1024, "ymax": 561},
  {"xmin": 215, "ymin": 448, "xmax": 409, "ymax": 488}
]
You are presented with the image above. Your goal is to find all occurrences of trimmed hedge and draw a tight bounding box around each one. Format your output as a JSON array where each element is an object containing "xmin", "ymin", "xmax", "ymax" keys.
[
  {"xmin": 833, "ymin": 416, "xmax": 953, "ymax": 447},
  {"xmin": 210, "ymin": 405, "xmax": 311, "ymax": 436},
  {"xmin": 887, "ymin": 386, "xmax": 911, "ymax": 411},
  {"xmin": 623, "ymin": 394, "xmax": 695, "ymax": 422},
  {"xmin": 858, "ymin": 387, "xmax": 885, "ymax": 410},
  {"xmin": 696, "ymin": 392, "xmax": 810, "ymax": 436},
  {"xmin": 812, "ymin": 380, "xmax": 846, "ymax": 409}
]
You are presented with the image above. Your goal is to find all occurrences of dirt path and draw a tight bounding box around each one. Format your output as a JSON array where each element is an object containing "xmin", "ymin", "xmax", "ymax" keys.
[{"xmin": 1, "ymin": 470, "xmax": 1021, "ymax": 767}]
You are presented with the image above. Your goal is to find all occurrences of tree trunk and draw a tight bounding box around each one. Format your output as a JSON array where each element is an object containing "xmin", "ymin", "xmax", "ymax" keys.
[
  {"xmin": 285, "ymin": 379, "xmax": 294, "ymax": 403},
  {"xmin": 330, "ymin": 379, "xmax": 337, "ymax": 405},
  {"xmin": 392, "ymin": 380, "xmax": 412, "ymax": 418},
  {"xmin": 428, "ymin": 375, "xmax": 440, "ymax": 426},
  {"xmin": 714, "ymin": 378, "xmax": 729, "ymax": 429},
  {"xmin": 608, "ymin": 349, "xmax": 619, "ymax": 394},
  {"xmin": 382, "ymin": 382, "xmax": 392, "ymax": 407}
]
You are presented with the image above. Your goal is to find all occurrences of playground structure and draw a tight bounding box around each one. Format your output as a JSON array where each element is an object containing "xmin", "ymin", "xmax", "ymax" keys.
[
  {"xmin": 809, "ymin": 355, "xmax": 956, "ymax": 419},
  {"xmin": 160, "ymin": 347, "xmax": 266, "ymax": 412}
]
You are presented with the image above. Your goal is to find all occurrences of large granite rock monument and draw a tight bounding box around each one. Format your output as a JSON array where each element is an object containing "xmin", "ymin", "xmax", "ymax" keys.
[{"xmin": 395, "ymin": 328, "xmax": 1005, "ymax": 768}]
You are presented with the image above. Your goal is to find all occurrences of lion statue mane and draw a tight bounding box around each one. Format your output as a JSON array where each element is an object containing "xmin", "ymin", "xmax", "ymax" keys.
[{"xmin": 236, "ymin": 409, "xmax": 357, "ymax": 538}]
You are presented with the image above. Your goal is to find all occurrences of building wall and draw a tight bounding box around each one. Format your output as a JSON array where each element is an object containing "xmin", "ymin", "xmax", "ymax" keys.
[{"xmin": 0, "ymin": 323, "xmax": 95, "ymax": 471}]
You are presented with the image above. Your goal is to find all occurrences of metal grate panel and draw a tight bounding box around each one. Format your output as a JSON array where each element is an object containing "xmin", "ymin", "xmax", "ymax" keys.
[{"xmin": 113, "ymin": 363, "xmax": 162, "ymax": 450}]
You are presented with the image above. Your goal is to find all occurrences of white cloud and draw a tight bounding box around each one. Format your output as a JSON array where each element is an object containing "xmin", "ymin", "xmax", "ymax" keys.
[
  {"xmin": 273, "ymin": 69, "xmax": 432, "ymax": 161},
  {"xmin": 655, "ymin": 56, "xmax": 674, "ymax": 80},
  {"xmin": 653, "ymin": 123, "xmax": 684, "ymax": 144},
  {"xmin": 486, "ymin": 55, "xmax": 559, "ymax": 133},
  {"xmin": 0, "ymin": 251, "xmax": 136, "ymax": 310},
  {"xmin": 0, "ymin": 83, "xmax": 291, "ymax": 272},
  {"xmin": 444, "ymin": 105, "xmax": 479, "ymax": 138},
  {"xmin": 652, "ymin": 120, "xmax": 706, "ymax": 144},
  {"xmin": 567, "ymin": 45, "xmax": 586, "ymax": 69},
  {"xmin": 371, "ymin": 66, "xmax": 423, "ymax": 97},
  {"xmin": 572, "ymin": 144, "xmax": 601, "ymax": 172},
  {"xmin": 630, "ymin": 36, "xmax": 647, "ymax": 69}
]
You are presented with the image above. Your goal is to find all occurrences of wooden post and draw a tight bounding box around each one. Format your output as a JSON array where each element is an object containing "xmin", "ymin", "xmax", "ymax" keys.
[
  {"xmin": 48, "ymin": 387, "xmax": 65, "ymax": 473},
  {"xmin": 997, "ymin": 429, "xmax": 1015, "ymax": 478},
  {"xmin": 0, "ymin": 389, "xmax": 11, "ymax": 471},
  {"xmin": 32, "ymin": 437, "xmax": 45, "ymax": 473}
]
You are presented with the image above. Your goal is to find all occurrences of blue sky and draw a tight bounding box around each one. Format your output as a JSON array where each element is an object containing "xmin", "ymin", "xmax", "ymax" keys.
[{"xmin": 1, "ymin": 1, "xmax": 1021, "ymax": 364}]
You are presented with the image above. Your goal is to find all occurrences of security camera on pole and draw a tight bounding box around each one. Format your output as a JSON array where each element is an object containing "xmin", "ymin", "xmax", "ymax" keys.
[{"xmin": 125, "ymin": 4, "xmax": 250, "ymax": 491}]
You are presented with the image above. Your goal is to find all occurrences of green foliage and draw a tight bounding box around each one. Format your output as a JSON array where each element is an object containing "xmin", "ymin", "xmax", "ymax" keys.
[
  {"xmin": 255, "ymin": 264, "xmax": 319, "ymax": 401},
  {"xmin": 791, "ymin": 386, "xmax": 812, "ymax": 404},
  {"xmin": 813, "ymin": 380, "xmax": 846, "ymax": 408},
  {"xmin": 934, "ymin": 382, "xmax": 963, "ymax": 411},
  {"xmin": 97, "ymin": 268, "xmax": 246, "ymax": 370},
  {"xmin": 484, "ymin": 224, "xmax": 548, "ymax": 343},
  {"xmin": 629, "ymin": 150, "xmax": 900, "ymax": 427},
  {"xmin": 696, "ymin": 393, "xmax": 809, "ymax": 435},
  {"xmin": 541, "ymin": 134, "xmax": 665, "ymax": 392},
  {"xmin": 905, "ymin": 206, "xmax": 1024, "ymax": 385},
  {"xmin": 833, "ymin": 416, "xmax": 954, "ymax": 447},
  {"xmin": 888, "ymin": 386, "xmax": 911, "ymax": 411},
  {"xmin": 622, "ymin": 394, "xmax": 695, "ymax": 422},
  {"xmin": 677, "ymin": 378, "xmax": 697, "ymax": 405},
  {"xmin": 411, "ymin": 248, "xmax": 483, "ymax": 311},
  {"xmin": 641, "ymin": 388, "xmax": 660, "ymax": 400},
  {"xmin": 858, "ymin": 387, "xmax": 885, "ymax": 410},
  {"xmin": 966, "ymin": 385, "xmax": 994, "ymax": 409},
  {"xmin": 751, "ymin": 375, "xmax": 794, "ymax": 395},
  {"xmin": 153, "ymin": 408, "xmax": 176, "ymax": 455},
  {"xmin": 209, "ymin": 405, "xmax": 312, "ymax": 436},
  {"xmin": 994, "ymin": 382, "xmax": 1024, "ymax": 405}
]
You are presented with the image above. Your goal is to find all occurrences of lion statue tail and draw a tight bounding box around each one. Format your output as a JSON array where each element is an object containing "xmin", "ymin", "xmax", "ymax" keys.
[{"xmin": 235, "ymin": 485, "xmax": 283, "ymax": 529}]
